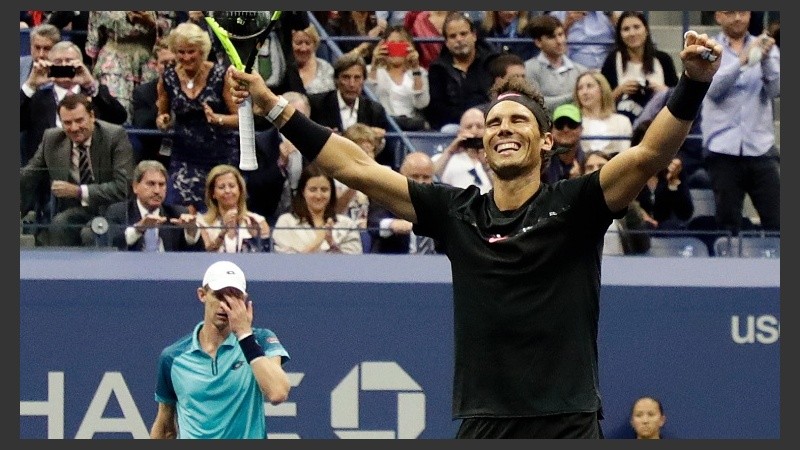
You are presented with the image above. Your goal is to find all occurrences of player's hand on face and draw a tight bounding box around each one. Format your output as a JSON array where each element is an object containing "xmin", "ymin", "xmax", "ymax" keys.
[{"xmin": 217, "ymin": 288, "xmax": 253, "ymax": 337}]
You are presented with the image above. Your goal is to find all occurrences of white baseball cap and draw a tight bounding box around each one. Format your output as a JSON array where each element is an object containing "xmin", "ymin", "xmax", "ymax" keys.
[{"xmin": 202, "ymin": 261, "xmax": 247, "ymax": 294}]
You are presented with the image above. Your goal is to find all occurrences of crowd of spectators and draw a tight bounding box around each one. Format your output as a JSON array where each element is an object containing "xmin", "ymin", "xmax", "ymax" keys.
[{"xmin": 19, "ymin": 10, "xmax": 780, "ymax": 255}]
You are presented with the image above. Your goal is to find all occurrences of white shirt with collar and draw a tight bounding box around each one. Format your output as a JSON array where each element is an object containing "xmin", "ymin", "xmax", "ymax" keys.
[
  {"xmin": 123, "ymin": 199, "xmax": 200, "ymax": 250},
  {"xmin": 337, "ymin": 90, "xmax": 360, "ymax": 132}
]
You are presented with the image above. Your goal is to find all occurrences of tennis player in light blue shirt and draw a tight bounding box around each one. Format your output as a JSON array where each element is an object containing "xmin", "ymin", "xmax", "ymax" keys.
[{"xmin": 151, "ymin": 261, "xmax": 290, "ymax": 439}]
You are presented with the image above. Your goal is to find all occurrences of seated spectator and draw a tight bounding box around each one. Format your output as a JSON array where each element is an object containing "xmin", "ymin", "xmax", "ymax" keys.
[
  {"xmin": 272, "ymin": 164, "xmax": 363, "ymax": 254},
  {"xmin": 630, "ymin": 396, "xmax": 667, "ymax": 439},
  {"xmin": 479, "ymin": 11, "xmax": 537, "ymax": 61},
  {"xmin": 20, "ymin": 93, "xmax": 134, "ymax": 247},
  {"xmin": 131, "ymin": 38, "xmax": 176, "ymax": 165},
  {"xmin": 245, "ymin": 92, "xmax": 310, "ymax": 225},
  {"xmin": 366, "ymin": 25, "xmax": 431, "ymax": 131},
  {"xmin": 249, "ymin": 11, "xmax": 309, "ymax": 96},
  {"xmin": 543, "ymin": 103, "xmax": 585, "ymax": 184},
  {"xmin": 432, "ymin": 107, "xmax": 492, "ymax": 194},
  {"xmin": 631, "ymin": 120, "xmax": 694, "ymax": 231},
  {"xmin": 425, "ymin": 12, "xmax": 497, "ymax": 131},
  {"xmin": 548, "ymin": 11, "xmax": 616, "ymax": 70},
  {"xmin": 600, "ymin": 11, "xmax": 678, "ymax": 125},
  {"xmin": 324, "ymin": 11, "xmax": 385, "ymax": 64},
  {"xmin": 105, "ymin": 160, "xmax": 202, "ymax": 252},
  {"xmin": 307, "ymin": 52, "xmax": 391, "ymax": 168},
  {"xmin": 336, "ymin": 123, "xmax": 380, "ymax": 228},
  {"xmin": 524, "ymin": 14, "xmax": 588, "ymax": 114},
  {"xmin": 406, "ymin": 11, "xmax": 447, "ymax": 69},
  {"xmin": 368, "ymin": 151, "xmax": 440, "ymax": 254},
  {"xmin": 292, "ymin": 25, "xmax": 336, "ymax": 95},
  {"xmin": 196, "ymin": 164, "xmax": 271, "ymax": 253},
  {"xmin": 20, "ymin": 23, "xmax": 61, "ymax": 87},
  {"xmin": 574, "ymin": 70, "xmax": 632, "ymax": 156}
]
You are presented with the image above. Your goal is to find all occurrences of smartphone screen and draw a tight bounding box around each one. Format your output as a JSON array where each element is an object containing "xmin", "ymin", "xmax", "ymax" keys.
[{"xmin": 49, "ymin": 65, "xmax": 77, "ymax": 78}]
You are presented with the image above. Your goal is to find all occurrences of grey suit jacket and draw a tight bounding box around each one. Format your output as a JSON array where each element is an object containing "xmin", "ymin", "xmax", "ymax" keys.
[{"xmin": 20, "ymin": 119, "xmax": 134, "ymax": 215}]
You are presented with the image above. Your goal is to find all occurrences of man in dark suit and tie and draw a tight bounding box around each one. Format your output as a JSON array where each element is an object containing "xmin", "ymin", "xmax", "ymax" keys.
[
  {"xmin": 367, "ymin": 151, "xmax": 440, "ymax": 254},
  {"xmin": 105, "ymin": 160, "xmax": 202, "ymax": 252},
  {"xmin": 20, "ymin": 93, "xmax": 134, "ymax": 247},
  {"xmin": 307, "ymin": 52, "xmax": 394, "ymax": 168}
]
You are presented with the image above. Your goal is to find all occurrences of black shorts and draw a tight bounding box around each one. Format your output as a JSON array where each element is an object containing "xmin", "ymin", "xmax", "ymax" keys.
[{"xmin": 456, "ymin": 412, "xmax": 604, "ymax": 439}]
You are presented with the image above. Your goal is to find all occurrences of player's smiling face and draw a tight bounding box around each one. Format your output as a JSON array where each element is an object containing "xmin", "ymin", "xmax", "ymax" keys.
[{"xmin": 484, "ymin": 100, "xmax": 552, "ymax": 180}]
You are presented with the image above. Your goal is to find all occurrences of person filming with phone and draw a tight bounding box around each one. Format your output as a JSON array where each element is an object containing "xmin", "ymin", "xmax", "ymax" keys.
[
  {"xmin": 21, "ymin": 40, "xmax": 127, "ymax": 167},
  {"xmin": 366, "ymin": 25, "xmax": 430, "ymax": 131},
  {"xmin": 431, "ymin": 107, "xmax": 493, "ymax": 193}
]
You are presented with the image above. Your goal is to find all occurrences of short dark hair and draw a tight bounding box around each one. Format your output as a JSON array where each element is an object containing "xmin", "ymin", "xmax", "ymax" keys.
[
  {"xmin": 488, "ymin": 53, "xmax": 525, "ymax": 79},
  {"xmin": 58, "ymin": 93, "xmax": 94, "ymax": 115},
  {"xmin": 333, "ymin": 52, "xmax": 367, "ymax": 79},
  {"xmin": 526, "ymin": 15, "xmax": 563, "ymax": 40}
]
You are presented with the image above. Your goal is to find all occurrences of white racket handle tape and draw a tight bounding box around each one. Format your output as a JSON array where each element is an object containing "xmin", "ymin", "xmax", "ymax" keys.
[
  {"xmin": 683, "ymin": 30, "xmax": 717, "ymax": 62},
  {"xmin": 238, "ymin": 97, "xmax": 258, "ymax": 171}
]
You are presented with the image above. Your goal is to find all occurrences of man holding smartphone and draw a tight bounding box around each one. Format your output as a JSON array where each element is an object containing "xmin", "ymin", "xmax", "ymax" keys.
[
  {"xmin": 431, "ymin": 107, "xmax": 493, "ymax": 193},
  {"xmin": 21, "ymin": 40, "xmax": 127, "ymax": 166}
]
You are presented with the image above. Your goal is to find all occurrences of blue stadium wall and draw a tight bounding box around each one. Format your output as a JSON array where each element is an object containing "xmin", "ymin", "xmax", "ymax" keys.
[{"xmin": 20, "ymin": 251, "xmax": 779, "ymax": 439}]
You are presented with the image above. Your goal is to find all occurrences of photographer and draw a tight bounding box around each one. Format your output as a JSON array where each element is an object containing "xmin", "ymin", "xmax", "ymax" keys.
[
  {"xmin": 21, "ymin": 40, "xmax": 128, "ymax": 167},
  {"xmin": 431, "ymin": 107, "xmax": 492, "ymax": 193}
]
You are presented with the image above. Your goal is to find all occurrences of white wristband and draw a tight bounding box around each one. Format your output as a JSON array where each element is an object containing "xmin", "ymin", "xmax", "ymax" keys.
[{"xmin": 266, "ymin": 95, "xmax": 289, "ymax": 123}]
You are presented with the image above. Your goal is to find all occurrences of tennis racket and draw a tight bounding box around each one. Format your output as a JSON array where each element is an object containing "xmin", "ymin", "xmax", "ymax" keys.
[{"xmin": 206, "ymin": 11, "xmax": 283, "ymax": 171}]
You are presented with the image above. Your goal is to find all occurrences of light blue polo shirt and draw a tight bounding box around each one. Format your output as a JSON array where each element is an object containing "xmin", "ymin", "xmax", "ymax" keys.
[{"xmin": 154, "ymin": 321, "xmax": 290, "ymax": 439}]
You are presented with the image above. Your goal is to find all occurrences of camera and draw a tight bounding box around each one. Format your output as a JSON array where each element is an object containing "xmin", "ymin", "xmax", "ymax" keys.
[
  {"xmin": 462, "ymin": 137, "xmax": 483, "ymax": 149},
  {"xmin": 49, "ymin": 65, "xmax": 77, "ymax": 78}
]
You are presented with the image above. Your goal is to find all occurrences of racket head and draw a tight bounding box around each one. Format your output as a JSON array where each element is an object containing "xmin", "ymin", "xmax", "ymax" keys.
[{"xmin": 209, "ymin": 11, "xmax": 271, "ymax": 40}]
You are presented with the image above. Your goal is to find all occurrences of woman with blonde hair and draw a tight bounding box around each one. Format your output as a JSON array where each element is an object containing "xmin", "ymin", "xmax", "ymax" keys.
[
  {"xmin": 156, "ymin": 22, "xmax": 239, "ymax": 214},
  {"xmin": 197, "ymin": 164, "xmax": 271, "ymax": 253},
  {"xmin": 573, "ymin": 70, "xmax": 632, "ymax": 156},
  {"xmin": 291, "ymin": 25, "xmax": 336, "ymax": 95}
]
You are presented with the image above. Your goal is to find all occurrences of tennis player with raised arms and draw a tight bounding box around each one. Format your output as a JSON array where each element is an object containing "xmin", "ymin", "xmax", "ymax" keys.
[{"xmin": 228, "ymin": 29, "xmax": 721, "ymax": 438}]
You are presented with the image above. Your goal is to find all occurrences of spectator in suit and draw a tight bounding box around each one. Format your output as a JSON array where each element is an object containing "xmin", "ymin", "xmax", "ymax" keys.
[
  {"xmin": 21, "ymin": 40, "xmax": 127, "ymax": 166},
  {"xmin": 424, "ymin": 12, "xmax": 497, "ymax": 131},
  {"xmin": 131, "ymin": 38, "xmax": 176, "ymax": 165},
  {"xmin": 307, "ymin": 52, "xmax": 392, "ymax": 167},
  {"xmin": 20, "ymin": 93, "xmax": 134, "ymax": 247},
  {"xmin": 20, "ymin": 23, "xmax": 61, "ymax": 87},
  {"xmin": 105, "ymin": 160, "xmax": 202, "ymax": 252},
  {"xmin": 368, "ymin": 151, "xmax": 439, "ymax": 254}
]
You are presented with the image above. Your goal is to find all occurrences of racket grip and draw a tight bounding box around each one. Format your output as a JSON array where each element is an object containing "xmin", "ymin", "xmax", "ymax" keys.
[{"xmin": 238, "ymin": 97, "xmax": 258, "ymax": 171}]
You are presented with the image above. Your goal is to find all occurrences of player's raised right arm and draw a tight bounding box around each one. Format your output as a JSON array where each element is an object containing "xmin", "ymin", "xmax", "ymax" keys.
[{"xmin": 228, "ymin": 67, "xmax": 416, "ymax": 222}]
